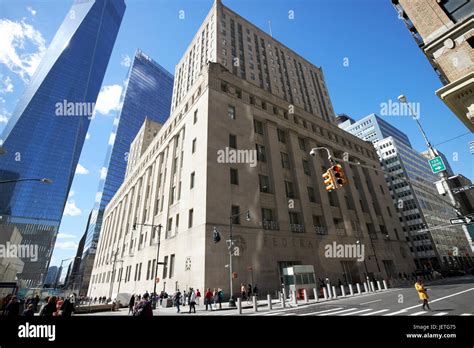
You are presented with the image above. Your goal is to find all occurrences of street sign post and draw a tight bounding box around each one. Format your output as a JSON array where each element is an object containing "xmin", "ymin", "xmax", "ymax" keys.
[
  {"xmin": 450, "ymin": 216, "xmax": 472, "ymax": 225},
  {"xmin": 428, "ymin": 156, "xmax": 446, "ymax": 174}
]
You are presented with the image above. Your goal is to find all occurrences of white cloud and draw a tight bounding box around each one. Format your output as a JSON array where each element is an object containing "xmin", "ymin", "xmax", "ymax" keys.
[
  {"xmin": 26, "ymin": 6, "xmax": 37, "ymax": 16},
  {"xmin": 68, "ymin": 190, "xmax": 75, "ymax": 198},
  {"xmin": 64, "ymin": 200, "xmax": 81, "ymax": 216},
  {"xmin": 0, "ymin": 114, "xmax": 8, "ymax": 124},
  {"xmin": 57, "ymin": 233, "xmax": 76, "ymax": 239},
  {"xmin": 100, "ymin": 167, "xmax": 107, "ymax": 180},
  {"xmin": 113, "ymin": 117, "xmax": 119, "ymax": 126},
  {"xmin": 0, "ymin": 75, "xmax": 13, "ymax": 93},
  {"xmin": 120, "ymin": 54, "xmax": 131, "ymax": 67},
  {"xmin": 95, "ymin": 191, "xmax": 102, "ymax": 203},
  {"xmin": 85, "ymin": 132, "xmax": 90, "ymax": 140},
  {"xmin": 108, "ymin": 132, "xmax": 116, "ymax": 146},
  {"xmin": 94, "ymin": 84, "xmax": 122, "ymax": 116},
  {"xmin": 55, "ymin": 241, "xmax": 78, "ymax": 250},
  {"xmin": 75, "ymin": 163, "xmax": 89, "ymax": 175},
  {"xmin": 0, "ymin": 19, "xmax": 46, "ymax": 81}
]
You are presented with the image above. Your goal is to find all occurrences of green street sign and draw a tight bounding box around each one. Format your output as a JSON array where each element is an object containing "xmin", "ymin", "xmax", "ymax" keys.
[{"xmin": 428, "ymin": 156, "xmax": 446, "ymax": 174}]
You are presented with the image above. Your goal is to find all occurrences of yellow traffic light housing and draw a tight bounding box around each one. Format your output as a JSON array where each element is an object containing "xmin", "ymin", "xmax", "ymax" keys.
[
  {"xmin": 322, "ymin": 169, "xmax": 335, "ymax": 192},
  {"xmin": 332, "ymin": 164, "xmax": 347, "ymax": 189}
]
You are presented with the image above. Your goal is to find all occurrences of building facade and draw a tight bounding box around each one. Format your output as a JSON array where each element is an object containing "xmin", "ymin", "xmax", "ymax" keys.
[
  {"xmin": 78, "ymin": 50, "xmax": 173, "ymax": 294},
  {"xmin": 88, "ymin": 0, "xmax": 413, "ymax": 299},
  {"xmin": 340, "ymin": 115, "xmax": 473, "ymax": 269},
  {"xmin": 0, "ymin": 0, "xmax": 125, "ymax": 287},
  {"xmin": 392, "ymin": 0, "xmax": 474, "ymax": 131}
]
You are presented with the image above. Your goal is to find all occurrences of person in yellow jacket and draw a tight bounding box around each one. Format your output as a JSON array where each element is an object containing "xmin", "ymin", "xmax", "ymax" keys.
[{"xmin": 415, "ymin": 279, "xmax": 431, "ymax": 311}]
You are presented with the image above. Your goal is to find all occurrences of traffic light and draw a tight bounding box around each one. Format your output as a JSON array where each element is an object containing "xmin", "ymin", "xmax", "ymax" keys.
[
  {"xmin": 332, "ymin": 164, "xmax": 347, "ymax": 188},
  {"xmin": 213, "ymin": 226, "xmax": 221, "ymax": 243},
  {"xmin": 322, "ymin": 169, "xmax": 335, "ymax": 192}
]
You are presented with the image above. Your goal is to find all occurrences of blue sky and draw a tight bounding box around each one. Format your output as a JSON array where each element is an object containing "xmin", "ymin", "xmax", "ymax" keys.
[{"xmin": 1, "ymin": 0, "xmax": 472, "ymax": 275}]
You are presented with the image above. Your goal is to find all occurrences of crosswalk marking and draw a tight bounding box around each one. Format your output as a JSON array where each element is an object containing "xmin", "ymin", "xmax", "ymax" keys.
[
  {"xmin": 433, "ymin": 312, "xmax": 448, "ymax": 316},
  {"xmin": 299, "ymin": 307, "xmax": 344, "ymax": 316},
  {"xmin": 339, "ymin": 308, "xmax": 373, "ymax": 316},
  {"xmin": 361, "ymin": 309, "xmax": 389, "ymax": 316},
  {"xmin": 460, "ymin": 313, "xmax": 472, "ymax": 316},
  {"xmin": 317, "ymin": 308, "xmax": 358, "ymax": 316},
  {"xmin": 410, "ymin": 311, "xmax": 428, "ymax": 316}
]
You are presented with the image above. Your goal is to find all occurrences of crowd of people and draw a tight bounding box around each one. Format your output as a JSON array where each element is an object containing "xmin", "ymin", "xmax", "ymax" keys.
[{"xmin": 0, "ymin": 293, "xmax": 77, "ymax": 317}]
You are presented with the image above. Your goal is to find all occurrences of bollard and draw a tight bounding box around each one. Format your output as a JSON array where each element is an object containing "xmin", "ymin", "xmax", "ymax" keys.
[
  {"xmin": 267, "ymin": 294, "xmax": 272, "ymax": 310},
  {"xmin": 363, "ymin": 282, "xmax": 369, "ymax": 293},
  {"xmin": 340, "ymin": 285, "xmax": 346, "ymax": 297},
  {"xmin": 332, "ymin": 286, "xmax": 337, "ymax": 299},
  {"xmin": 370, "ymin": 282, "xmax": 375, "ymax": 292},
  {"xmin": 282, "ymin": 288, "xmax": 287, "ymax": 308},
  {"xmin": 323, "ymin": 287, "xmax": 328, "ymax": 300},
  {"xmin": 377, "ymin": 280, "xmax": 382, "ymax": 291},
  {"xmin": 313, "ymin": 288, "xmax": 319, "ymax": 302},
  {"xmin": 237, "ymin": 297, "xmax": 242, "ymax": 315},
  {"xmin": 356, "ymin": 283, "xmax": 361, "ymax": 295},
  {"xmin": 253, "ymin": 295, "xmax": 258, "ymax": 312},
  {"xmin": 349, "ymin": 284, "xmax": 354, "ymax": 296},
  {"xmin": 326, "ymin": 285, "xmax": 332, "ymax": 299},
  {"xmin": 383, "ymin": 280, "xmax": 388, "ymax": 290},
  {"xmin": 303, "ymin": 289, "xmax": 309, "ymax": 303}
]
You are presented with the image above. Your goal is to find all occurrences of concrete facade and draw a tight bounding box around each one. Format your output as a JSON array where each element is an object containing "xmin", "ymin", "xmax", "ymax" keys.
[{"xmin": 88, "ymin": 1, "xmax": 414, "ymax": 299}]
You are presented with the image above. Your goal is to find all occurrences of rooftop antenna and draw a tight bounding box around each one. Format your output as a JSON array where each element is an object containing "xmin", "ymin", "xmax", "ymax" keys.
[{"xmin": 268, "ymin": 20, "xmax": 273, "ymax": 37}]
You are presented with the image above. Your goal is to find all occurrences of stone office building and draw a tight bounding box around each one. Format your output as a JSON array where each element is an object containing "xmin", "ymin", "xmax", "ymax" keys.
[{"xmin": 88, "ymin": 0, "xmax": 414, "ymax": 299}]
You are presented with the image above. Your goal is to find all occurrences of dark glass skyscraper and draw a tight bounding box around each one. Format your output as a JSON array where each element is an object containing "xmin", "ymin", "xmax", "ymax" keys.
[
  {"xmin": 78, "ymin": 50, "xmax": 173, "ymax": 293},
  {"xmin": 0, "ymin": 0, "xmax": 126, "ymax": 286}
]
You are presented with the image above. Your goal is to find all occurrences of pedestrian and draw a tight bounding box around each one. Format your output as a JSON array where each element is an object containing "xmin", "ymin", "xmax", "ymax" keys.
[
  {"xmin": 415, "ymin": 279, "xmax": 431, "ymax": 311},
  {"xmin": 55, "ymin": 297, "xmax": 64, "ymax": 316},
  {"xmin": 33, "ymin": 294, "xmax": 40, "ymax": 313},
  {"xmin": 159, "ymin": 291, "xmax": 164, "ymax": 307},
  {"xmin": 173, "ymin": 290, "xmax": 182, "ymax": 313},
  {"xmin": 182, "ymin": 289, "xmax": 187, "ymax": 307},
  {"xmin": 253, "ymin": 284, "xmax": 258, "ymax": 299},
  {"xmin": 196, "ymin": 289, "xmax": 201, "ymax": 306},
  {"xmin": 213, "ymin": 288, "xmax": 218, "ymax": 306},
  {"xmin": 40, "ymin": 296, "xmax": 57, "ymax": 316},
  {"xmin": 22, "ymin": 304, "xmax": 35, "ymax": 316},
  {"xmin": 205, "ymin": 288, "xmax": 213, "ymax": 311},
  {"xmin": 247, "ymin": 283, "xmax": 252, "ymax": 300},
  {"xmin": 188, "ymin": 288, "xmax": 196, "ymax": 314},
  {"xmin": 133, "ymin": 293, "xmax": 153, "ymax": 317},
  {"xmin": 240, "ymin": 283, "xmax": 246, "ymax": 300},
  {"xmin": 128, "ymin": 294, "xmax": 135, "ymax": 315},
  {"xmin": 217, "ymin": 288, "xmax": 224, "ymax": 310},
  {"xmin": 60, "ymin": 295, "xmax": 76, "ymax": 316},
  {"xmin": 4, "ymin": 296, "xmax": 20, "ymax": 317}
]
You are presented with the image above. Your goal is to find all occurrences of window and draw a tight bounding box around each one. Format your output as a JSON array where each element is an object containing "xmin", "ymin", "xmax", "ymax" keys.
[
  {"xmin": 190, "ymin": 172, "xmax": 195, "ymax": 189},
  {"xmin": 167, "ymin": 217, "xmax": 173, "ymax": 232},
  {"xmin": 170, "ymin": 186, "xmax": 176, "ymax": 204},
  {"xmin": 169, "ymin": 254, "xmax": 175, "ymax": 278},
  {"xmin": 281, "ymin": 152, "xmax": 290, "ymax": 169},
  {"xmin": 146, "ymin": 260, "xmax": 151, "ymax": 280},
  {"xmin": 163, "ymin": 256, "xmax": 169, "ymax": 279},
  {"xmin": 228, "ymin": 104, "xmax": 236, "ymax": 119},
  {"xmin": 277, "ymin": 129, "xmax": 286, "ymax": 143},
  {"xmin": 256, "ymin": 144, "xmax": 266, "ymax": 162},
  {"xmin": 188, "ymin": 209, "xmax": 194, "ymax": 228},
  {"xmin": 298, "ymin": 137, "xmax": 306, "ymax": 151},
  {"xmin": 439, "ymin": 0, "xmax": 473, "ymax": 23},
  {"xmin": 254, "ymin": 119, "xmax": 264, "ymax": 135},
  {"xmin": 229, "ymin": 134, "xmax": 237, "ymax": 149},
  {"xmin": 192, "ymin": 138, "xmax": 196, "ymax": 153},
  {"xmin": 230, "ymin": 168, "xmax": 239, "ymax": 185},
  {"xmin": 307, "ymin": 187, "xmax": 316, "ymax": 203},
  {"xmin": 302, "ymin": 160, "xmax": 311, "ymax": 176},
  {"xmin": 261, "ymin": 208, "xmax": 274, "ymax": 221},
  {"xmin": 259, "ymin": 174, "xmax": 270, "ymax": 193},
  {"xmin": 285, "ymin": 180, "xmax": 295, "ymax": 198},
  {"xmin": 231, "ymin": 205, "xmax": 240, "ymax": 224},
  {"xmin": 194, "ymin": 109, "xmax": 198, "ymax": 124}
]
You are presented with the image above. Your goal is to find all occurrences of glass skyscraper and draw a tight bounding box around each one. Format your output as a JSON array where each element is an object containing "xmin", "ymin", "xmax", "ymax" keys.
[
  {"xmin": 0, "ymin": 0, "xmax": 126, "ymax": 286},
  {"xmin": 78, "ymin": 50, "xmax": 173, "ymax": 293}
]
